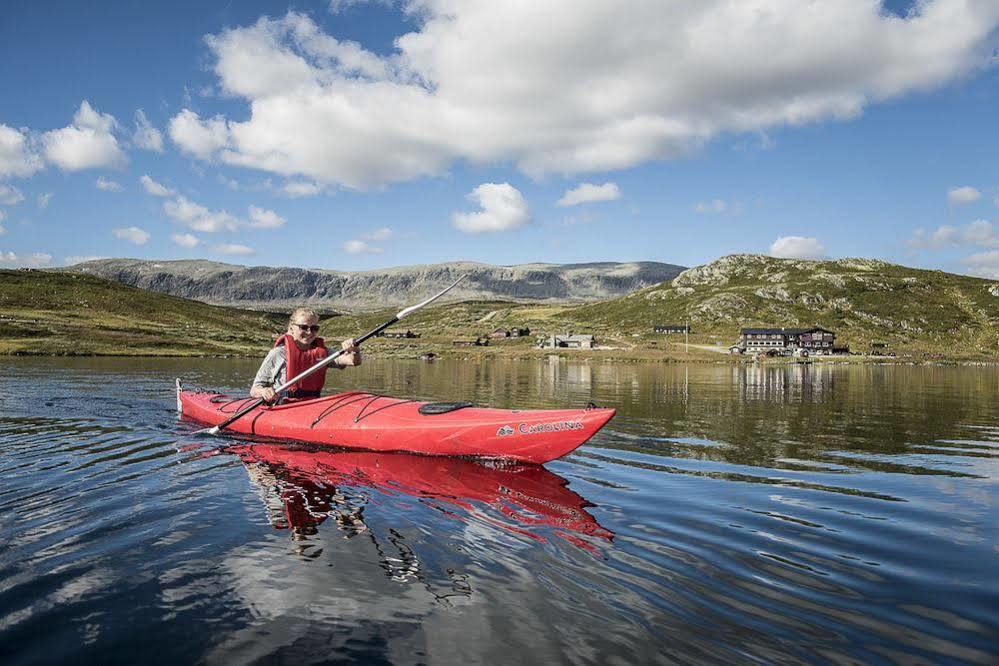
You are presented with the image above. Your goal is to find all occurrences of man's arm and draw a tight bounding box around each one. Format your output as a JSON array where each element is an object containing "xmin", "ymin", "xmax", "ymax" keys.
[{"xmin": 250, "ymin": 347, "xmax": 284, "ymax": 402}]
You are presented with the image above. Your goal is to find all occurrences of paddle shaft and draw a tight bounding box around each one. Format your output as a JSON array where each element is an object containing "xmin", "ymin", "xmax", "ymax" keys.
[{"xmin": 208, "ymin": 317, "xmax": 398, "ymax": 433}]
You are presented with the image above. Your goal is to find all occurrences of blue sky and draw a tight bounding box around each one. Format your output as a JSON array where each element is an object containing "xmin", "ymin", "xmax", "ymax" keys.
[{"xmin": 1, "ymin": 0, "xmax": 997, "ymax": 278}]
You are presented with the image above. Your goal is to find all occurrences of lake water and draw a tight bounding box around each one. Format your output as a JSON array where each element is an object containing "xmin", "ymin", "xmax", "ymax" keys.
[{"xmin": 1, "ymin": 357, "xmax": 996, "ymax": 664}]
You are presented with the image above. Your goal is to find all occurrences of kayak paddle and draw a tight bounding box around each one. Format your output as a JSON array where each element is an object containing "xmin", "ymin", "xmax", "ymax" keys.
[{"xmin": 197, "ymin": 274, "xmax": 467, "ymax": 436}]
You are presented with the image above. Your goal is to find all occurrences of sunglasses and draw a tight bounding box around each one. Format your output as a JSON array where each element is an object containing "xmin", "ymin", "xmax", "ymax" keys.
[{"xmin": 292, "ymin": 323, "xmax": 321, "ymax": 332}]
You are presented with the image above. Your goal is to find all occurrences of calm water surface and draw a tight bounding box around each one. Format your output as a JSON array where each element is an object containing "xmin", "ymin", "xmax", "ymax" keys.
[{"xmin": 0, "ymin": 357, "xmax": 996, "ymax": 664}]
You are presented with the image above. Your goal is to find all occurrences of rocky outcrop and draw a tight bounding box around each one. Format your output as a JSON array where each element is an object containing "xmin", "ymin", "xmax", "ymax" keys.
[{"xmin": 64, "ymin": 258, "xmax": 685, "ymax": 311}]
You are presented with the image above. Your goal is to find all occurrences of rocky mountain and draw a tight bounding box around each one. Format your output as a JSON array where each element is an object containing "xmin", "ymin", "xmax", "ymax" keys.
[
  {"xmin": 64, "ymin": 258, "xmax": 686, "ymax": 311},
  {"xmin": 568, "ymin": 254, "xmax": 999, "ymax": 355}
]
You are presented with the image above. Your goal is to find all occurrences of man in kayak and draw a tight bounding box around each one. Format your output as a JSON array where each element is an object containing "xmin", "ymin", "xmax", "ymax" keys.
[{"xmin": 250, "ymin": 308, "xmax": 361, "ymax": 404}]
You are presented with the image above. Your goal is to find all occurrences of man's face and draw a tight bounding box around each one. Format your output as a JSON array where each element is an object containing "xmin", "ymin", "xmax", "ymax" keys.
[{"xmin": 288, "ymin": 315, "xmax": 320, "ymax": 347}]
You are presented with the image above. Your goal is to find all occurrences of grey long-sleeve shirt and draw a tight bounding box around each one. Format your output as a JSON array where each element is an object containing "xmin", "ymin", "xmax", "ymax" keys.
[{"xmin": 251, "ymin": 345, "xmax": 342, "ymax": 390}]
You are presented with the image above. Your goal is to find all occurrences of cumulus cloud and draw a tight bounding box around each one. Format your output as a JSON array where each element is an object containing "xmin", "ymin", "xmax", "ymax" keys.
[
  {"xmin": 172, "ymin": 5, "xmax": 999, "ymax": 188},
  {"xmin": 168, "ymin": 109, "xmax": 230, "ymax": 160},
  {"xmin": 452, "ymin": 182, "xmax": 531, "ymax": 234},
  {"xmin": 171, "ymin": 233, "xmax": 201, "ymax": 248},
  {"xmin": 961, "ymin": 250, "xmax": 999, "ymax": 279},
  {"xmin": 0, "ymin": 184, "xmax": 25, "ymax": 205},
  {"xmin": 769, "ymin": 236, "xmax": 826, "ymax": 259},
  {"xmin": 42, "ymin": 101, "xmax": 127, "ymax": 171},
  {"xmin": 164, "ymin": 196, "xmax": 240, "ymax": 232},
  {"xmin": 132, "ymin": 109, "xmax": 164, "ymax": 152},
  {"xmin": 694, "ymin": 199, "xmax": 729, "ymax": 214},
  {"xmin": 215, "ymin": 243, "xmax": 254, "ymax": 255},
  {"xmin": 342, "ymin": 239, "xmax": 383, "ymax": 254},
  {"xmin": 37, "ymin": 192, "xmax": 53, "ymax": 208},
  {"xmin": 96, "ymin": 176, "xmax": 123, "ymax": 192},
  {"xmin": 0, "ymin": 124, "xmax": 44, "ymax": 178},
  {"xmin": 247, "ymin": 205, "xmax": 286, "ymax": 228},
  {"xmin": 909, "ymin": 220, "xmax": 999, "ymax": 249},
  {"xmin": 113, "ymin": 226, "xmax": 151, "ymax": 245},
  {"xmin": 342, "ymin": 226, "xmax": 393, "ymax": 254},
  {"xmin": 0, "ymin": 251, "xmax": 53, "ymax": 268},
  {"xmin": 280, "ymin": 180, "xmax": 324, "ymax": 197},
  {"xmin": 557, "ymin": 182, "xmax": 620, "ymax": 207},
  {"xmin": 140, "ymin": 174, "xmax": 174, "ymax": 197},
  {"xmin": 362, "ymin": 227, "xmax": 392, "ymax": 241},
  {"xmin": 947, "ymin": 185, "xmax": 981, "ymax": 205}
]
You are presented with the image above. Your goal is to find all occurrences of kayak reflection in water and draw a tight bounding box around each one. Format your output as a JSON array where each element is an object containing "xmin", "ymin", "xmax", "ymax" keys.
[{"xmin": 234, "ymin": 444, "xmax": 614, "ymax": 557}]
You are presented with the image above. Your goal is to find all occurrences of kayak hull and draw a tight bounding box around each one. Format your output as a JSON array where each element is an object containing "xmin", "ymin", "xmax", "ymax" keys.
[{"xmin": 179, "ymin": 389, "xmax": 614, "ymax": 464}]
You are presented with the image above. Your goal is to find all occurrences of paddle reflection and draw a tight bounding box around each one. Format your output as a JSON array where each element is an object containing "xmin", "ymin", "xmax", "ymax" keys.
[{"xmin": 233, "ymin": 444, "xmax": 613, "ymax": 555}]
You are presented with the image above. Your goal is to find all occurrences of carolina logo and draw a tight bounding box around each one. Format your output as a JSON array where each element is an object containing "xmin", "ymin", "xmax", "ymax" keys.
[
  {"xmin": 496, "ymin": 425, "xmax": 515, "ymax": 436},
  {"xmin": 518, "ymin": 421, "xmax": 584, "ymax": 435}
]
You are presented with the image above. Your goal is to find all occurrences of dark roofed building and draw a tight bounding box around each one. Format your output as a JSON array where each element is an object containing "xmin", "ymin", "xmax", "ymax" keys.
[{"xmin": 738, "ymin": 327, "xmax": 835, "ymax": 354}]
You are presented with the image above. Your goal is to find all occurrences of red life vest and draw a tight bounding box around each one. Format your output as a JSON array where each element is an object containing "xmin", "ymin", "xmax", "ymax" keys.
[{"xmin": 275, "ymin": 334, "xmax": 329, "ymax": 398}]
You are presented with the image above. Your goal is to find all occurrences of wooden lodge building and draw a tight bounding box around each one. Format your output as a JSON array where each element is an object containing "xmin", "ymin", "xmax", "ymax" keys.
[
  {"xmin": 736, "ymin": 327, "xmax": 836, "ymax": 355},
  {"xmin": 490, "ymin": 327, "xmax": 531, "ymax": 338},
  {"xmin": 540, "ymin": 333, "xmax": 595, "ymax": 349}
]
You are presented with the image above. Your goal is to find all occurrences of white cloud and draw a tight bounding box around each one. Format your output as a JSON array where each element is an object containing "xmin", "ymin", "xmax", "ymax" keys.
[
  {"xmin": 0, "ymin": 223, "xmax": 5, "ymax": 236},
  {"xmin": 0, "ymin": 209, "xmax": 5, "ymax": 222},
  {"xmin": 64, "ymin": 255, "xmax": 106, "ymax": 265},
  {"xmin": 178, "ymin": 5, "xmax": 999, "ymax": 189},
  {"xmin": 557, "ymin": 182, "xmax": 620, "ymax": 207},
  {"xmin": 247, "ymin": 205, "xmax": 286, "ymax": 228},
  {"xmin": 132, "ymin": 109, "xmax": 164, "ymax": 152},
  {"xmin": 961, "ymin": 250, "xmax": 999, "ymax": 279},
  {"xmin": 947, "ymin": 185, "xmax": 981, "ymax": 205},
  {"xmin": 362, "ymin": 227, "xmax": 392, "ymax": 241},
  {"xmin": 140, "ymin": 174, "xmax": 174, "ymax": 197},
  {"xmin": 769, "ymin": 236, "xmax": 826, "ymax": 259},
  {"xmin": 281, "ymin": 180, "xmax": 323, "ymax": 197},
  {"xmin": 164, "ymin": 196, "xmax": 240, "ymax": 232},
  {"xmin": 37, "ymin": 192, "xmax": 53, "ymax": 208},
  {"xmin": 909, "ymin": 220, "xmax": 998, "ymax": 249},
  {"xmin": 168, "ymin": 109, "xmax": 230, "ymax": 160},
  {"xmin": 42, "ymin": 101, "xmax": 127, "ymax": 171},
  {"xmin": 452, "ymin": 182, "xmax": 531, "ymax": 234},
  {"xmin": 171, "ymin": 233, "xmax": 201, "ymax": 248},
  {"xmin": 0, "ymin": 124, "xmax": 44, "ymax": 178},
  {"xmin": 343, "ymin": 239, "xmax": 382, "ymax": 254},
  {"xmin": 96, "ymin": 176, "xmax": 123, "ymax": 192},
  {"xmin": 0, "ymin": 184, "xmax": 25, "ymax": 205},
  {"xmin": 218, "ymin": 174, "xmax": 240, "ymax": 191},
  {"xmin": 694, "ymin": 199, "xmax": 728, "ymax": 214},
  {"xmin": 0, "ymin": 251, "xmax": 53, "ymax": 268},
  {"xmin": 343, "ymin": 227, "xmax": 393, "ymax": 253},
  {"xmin": 215, "ymin": 243, "xmax": 254, "ymax": 255},
  {"xmin": 113, "ymin": 226, "xmax": 151, "ymax": 245}
]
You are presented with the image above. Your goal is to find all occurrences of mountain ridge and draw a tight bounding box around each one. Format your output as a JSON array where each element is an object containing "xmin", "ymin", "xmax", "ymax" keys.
[{"xmin": 65, "ymin": 258, "xmax": 686, "ymax": 311}]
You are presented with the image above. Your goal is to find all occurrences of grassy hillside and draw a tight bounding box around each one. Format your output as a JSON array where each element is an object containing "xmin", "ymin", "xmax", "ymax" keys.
[
  {"xmin": 3, "ymin": 255, "xmax": 997, "ymax": 362},
  {"xmin": 563, "ymin": 255, "xmax": 999, "ymax": 359},
  {"xmin": 0, "ymin": 269, "xmax": 284, "ymax": 356}
]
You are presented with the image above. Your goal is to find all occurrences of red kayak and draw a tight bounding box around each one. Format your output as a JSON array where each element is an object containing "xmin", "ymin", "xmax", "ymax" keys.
[{"xmin": 178, "ymin": 385, "xmax": 615, "ymax": 464}]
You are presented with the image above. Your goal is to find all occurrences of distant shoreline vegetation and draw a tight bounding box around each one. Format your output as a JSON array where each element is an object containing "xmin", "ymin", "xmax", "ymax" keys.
[{"xmin": 2, "ymin": 253, "xmax": 997, "ymax": 362}]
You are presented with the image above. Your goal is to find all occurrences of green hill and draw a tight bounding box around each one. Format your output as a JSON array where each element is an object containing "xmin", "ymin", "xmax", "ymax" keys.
[
  {"xmin": 564, "ymin": 255, "xmax": 999, "ymax": 358},
  {"xmin": 0, "ymin": 269, "xmax": 285, "ymax": 356}
]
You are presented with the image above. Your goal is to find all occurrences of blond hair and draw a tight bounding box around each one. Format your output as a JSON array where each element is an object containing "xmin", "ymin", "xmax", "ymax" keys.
[{"xmin": 288, "ymin": 307, "xmax": 320, "ymax": 326}]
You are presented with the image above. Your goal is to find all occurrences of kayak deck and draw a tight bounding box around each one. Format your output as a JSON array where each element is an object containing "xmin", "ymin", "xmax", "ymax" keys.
[{"xmin": 178, "ymin": 387, "xmax": 615, "ymax": 464}]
